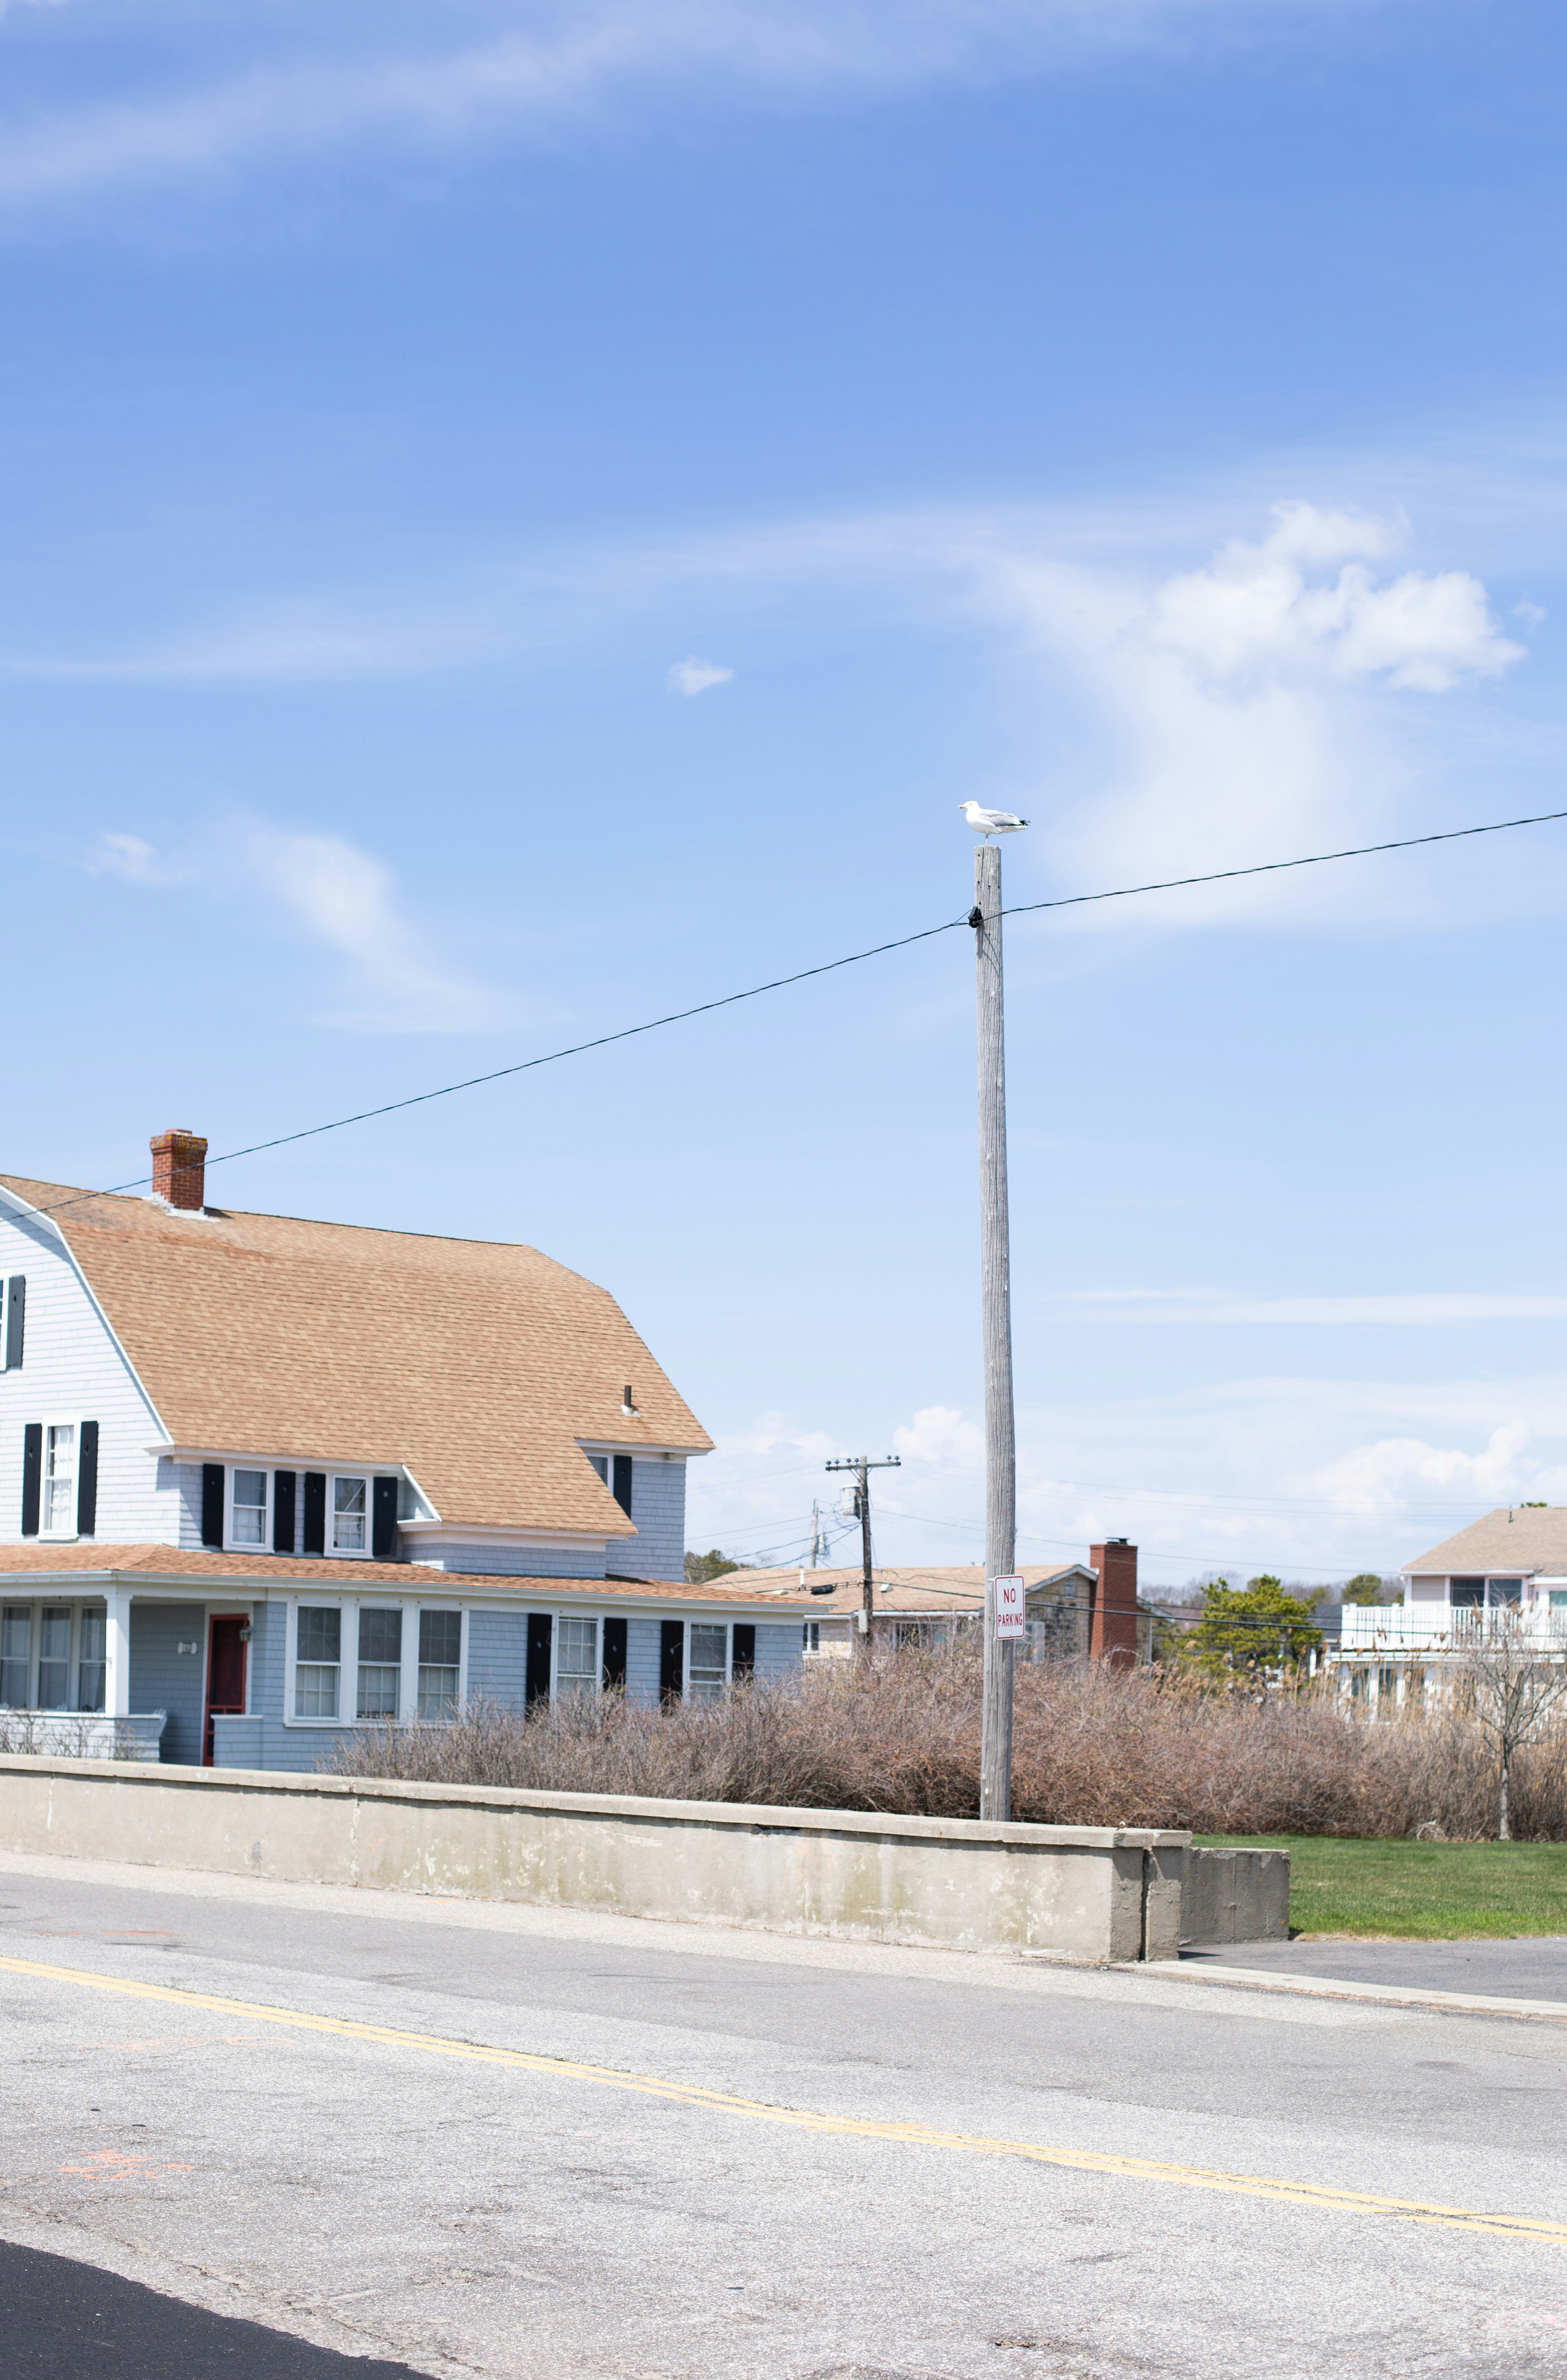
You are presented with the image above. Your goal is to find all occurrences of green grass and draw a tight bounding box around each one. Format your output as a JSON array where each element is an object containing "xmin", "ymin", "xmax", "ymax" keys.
[{"xmin": 1195, "ymin": 1834, "xmax": 1567, "ymax": 1939}]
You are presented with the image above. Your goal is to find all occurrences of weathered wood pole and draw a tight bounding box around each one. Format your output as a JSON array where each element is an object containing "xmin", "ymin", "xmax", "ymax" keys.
[{"xmin": 974, "ymin": 841, "xmax": 1016, "ymax": 1821}]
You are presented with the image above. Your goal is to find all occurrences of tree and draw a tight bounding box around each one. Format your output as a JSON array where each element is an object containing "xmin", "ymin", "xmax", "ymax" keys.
[
  {"xmin": 1462, "ymin": 1614, "xmax": 1567, "ymax": 1839},
  {"xmin": 684, "ymin": 1549, "xmax": 746, "ymax": 1584},
  {"xmin": 1342, "ymin": 1573, "xmax": 1387, "ymax": 1606},
  {"xmin": 1181, "ymin": 1575, "xmax": 1324, "ymax": 1678}
]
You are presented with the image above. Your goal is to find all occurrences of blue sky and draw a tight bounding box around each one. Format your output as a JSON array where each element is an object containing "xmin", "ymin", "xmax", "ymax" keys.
[{"xmin": 4, "ymin": 0, "xmax": 1567, "ymax": 1586}]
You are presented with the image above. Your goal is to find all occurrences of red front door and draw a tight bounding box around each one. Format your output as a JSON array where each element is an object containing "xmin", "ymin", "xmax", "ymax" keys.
[{"xmin": 204, "ymin": 1615, "xmax": 248, "ymax": 1765}]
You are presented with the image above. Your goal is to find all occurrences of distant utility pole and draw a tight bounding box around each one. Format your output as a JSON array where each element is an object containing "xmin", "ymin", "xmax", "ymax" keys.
[
  {"xmin": 808, "ymin": 1501, "xmax": 831, "ymax": 1568},
  {"xmin": 972, "ymin": 838, "xmax": 1017, "ymax": 1819},
  {"xmin": 825, "ymin": 1456, "xmax": 901, "ymax": 1649}
]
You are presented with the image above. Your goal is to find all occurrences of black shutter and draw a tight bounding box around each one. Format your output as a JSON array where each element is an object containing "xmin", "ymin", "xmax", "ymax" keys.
[
  {"xmin": 302, "ymin": 1471, "xmax": 326, "ymax": 1556},
  {"xmin": 526, "ymin": 1613, "xmax": 552, "ymax": 1708},
  {"xmin": 5, "ymin": 1277, "xmax": 24, "ymax": 1371},
  {"xmin": 602, "ymin": 1615, "xmax": 627, "ymax": 1692},
  {"xmin": 273, "ymin": 1470, "xmax": 297, "ymax": 1554},
  {"xmin": 372, "ymin": 1476, "xmax": 399, "ymax": 1562},
  {"xmin": 76, "ymin": 1421, "xmax": 99, "ymax": 1539},
  {"xmin": 612, "ymin": 1456, "xmax": 633, "ymax": 1516},
  {"xmin": 732, "ymin": 1623, "xmax": 755, "ymax": 1681},
  {"xmin": 20, "ymin": 1422, "xmax": 40, "ymax": 1536},
  {"xmin": 200, "ymin": 1462, "xmax": 224, "ymax": 1548},
  {"xmin": 660, "ymin": 1619, "xmax": 684, "ymax": 1702}
]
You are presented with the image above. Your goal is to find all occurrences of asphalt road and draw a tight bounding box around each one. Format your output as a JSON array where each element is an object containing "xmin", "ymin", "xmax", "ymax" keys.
[{"xmin": 4, "ymin": 1852, "xmax": 1567, "ymax": 2380}]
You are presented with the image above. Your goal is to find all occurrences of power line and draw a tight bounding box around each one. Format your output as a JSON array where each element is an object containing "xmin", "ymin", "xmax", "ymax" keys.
[{"xmin": 20, "ymin": 799, "xmax": 1567, "ymax": 1224}]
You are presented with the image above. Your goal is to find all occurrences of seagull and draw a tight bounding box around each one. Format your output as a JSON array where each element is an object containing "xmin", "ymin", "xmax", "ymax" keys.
[{"xmin": 959, "ymin": 801, "xmax": 1030, "ymax": 838}]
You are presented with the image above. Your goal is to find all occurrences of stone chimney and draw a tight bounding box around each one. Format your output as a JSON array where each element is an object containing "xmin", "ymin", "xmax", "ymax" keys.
[
  {"xmin": 1088, "ymin": 1538, "xmax": 1139, "ymax": 1666},
  {"xmin": 150, "ymin": 1128, "xmax": 208, "ymax": 1212}
]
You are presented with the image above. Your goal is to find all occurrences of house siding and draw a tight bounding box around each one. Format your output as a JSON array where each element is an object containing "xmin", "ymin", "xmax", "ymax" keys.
[
  {"xmin": 624, "ymin": 1614, "xmax": 663, "ymax": 1704},
  {"xmin": 755, "ymin": 1624, "xmax": 801, "ymax": 1684},
  {"xmin": 606, "ymin": 1458, "xmax": 686, "ymax": 1582},
  {"xmin": 128, "ymin": 1601, "xmax": 206, "ymax": 1767},
  {"xmin": 0, "ymin": 1202, "xmax": 178, "ymax": 1549},
  {"xmin": 466, "ymin": 1609, "xmax": 533, "ymax": 1701},
  {"xmin": 412, "ymin": 1541, "xmax": 608, "ymax": 1579}
]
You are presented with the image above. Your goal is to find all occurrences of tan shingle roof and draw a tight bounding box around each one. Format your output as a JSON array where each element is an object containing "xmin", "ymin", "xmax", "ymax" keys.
[
  {"xmin": 0, "ymin": 1543, "xmax": 787, "ymax": 1605},
  {"xmin": 1403, "ymin": 1508, "xmax": 1567, "ymax": 1576},
  {"xmin": 0, "ymin": 1178, "xmax": 711, "ymax": 1536},
  {"xmin": 725, "ymin": 1561, "xmax": 1087, "ymax": 1616}
]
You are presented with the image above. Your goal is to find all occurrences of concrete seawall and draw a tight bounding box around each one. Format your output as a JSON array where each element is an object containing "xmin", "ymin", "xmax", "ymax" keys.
[{"xmin": 0, "ymin": 1757, "xmax": 1287, "ymax": 1962}]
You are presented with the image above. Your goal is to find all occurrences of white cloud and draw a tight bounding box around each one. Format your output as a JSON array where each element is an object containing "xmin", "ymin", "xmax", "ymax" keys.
[
  {"xmin": 1307, "ymin": 1421, "xmax": 1536, "ymax": 1517},
  {"xmin": 86, "ymin": 829, "xmax": 165, "ymax": 884},
  {"xmin": 241, "ymin": 825, "xmax": 493, "ymax": 1033},
  {"xmin": 1063, "ymin": 1289, "xmax": 1567, "ymax": 1326},
  {"xmin": 1146, "ymin": 502, "xmax": 1522, "ymax": 691},
  {"xmin": 0, "ymin": 3, "xmax": 1365, "ymax": 204},
  {"xmin": 84, "ymin": 817, "xmax": 491, "ymax": 1034},
  {"xmin": 667, "ymin": 654, "xmax": 734, "ymax": 697}
]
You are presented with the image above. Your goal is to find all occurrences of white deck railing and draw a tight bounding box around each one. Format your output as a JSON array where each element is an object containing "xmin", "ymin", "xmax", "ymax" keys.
[{"xmin": 1337, "ymin": 1604, "xmax": 1567, "ymax": 1652}]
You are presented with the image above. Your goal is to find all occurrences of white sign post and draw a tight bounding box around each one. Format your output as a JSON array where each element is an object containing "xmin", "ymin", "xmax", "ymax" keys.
[{"xmin": 992, "ymin": 1573, "xmax": 1025, "ymax": 1641}]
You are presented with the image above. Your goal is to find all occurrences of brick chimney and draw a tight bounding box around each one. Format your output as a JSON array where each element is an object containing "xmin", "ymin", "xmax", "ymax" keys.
[
  {"xmin": 150, "ymin": 1128, "xmax": 208, "ymax": 1212},
  {"xmin": 1089, "ymin": 1538, "xmax": 1139, "ymax": 1667}
]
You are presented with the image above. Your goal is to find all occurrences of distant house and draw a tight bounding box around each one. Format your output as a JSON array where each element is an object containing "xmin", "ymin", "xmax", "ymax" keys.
[
  {"xmin": 0, "ymin": 1132, "xmax": 811, "ymax": 1766},
  {"xmin": 1328, "ymin": 1508, "xmax": 1567, "ymax": 1710},
  {"xmin": 737, "ymin": 1540, "xmax": 1152, "ymax": 1663}
]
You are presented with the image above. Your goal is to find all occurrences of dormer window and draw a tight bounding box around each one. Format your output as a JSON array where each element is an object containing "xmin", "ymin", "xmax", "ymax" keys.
[
  {"xmin": 231, "ymin": 1469, "xmax": 268, "ymax": 1547},
  {"xmin": 332, "ymin": 1475, "xmax": 367, "ymax": 1554}
]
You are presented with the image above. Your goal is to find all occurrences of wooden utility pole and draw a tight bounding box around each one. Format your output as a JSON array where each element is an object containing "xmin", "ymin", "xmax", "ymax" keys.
[
  {"xmin": 825, "ymin": 1455, "xmax": 901, "ymax": 1653},
  {"xmin": 973, "ymin": 841, "xmax": 1017, "ymax": 1819}
]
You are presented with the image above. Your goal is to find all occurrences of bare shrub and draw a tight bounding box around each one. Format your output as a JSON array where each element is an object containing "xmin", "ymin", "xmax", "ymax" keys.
[{"xmin": 326, "ymin": 1649, "xmax": 1567, "ymax": 1839}]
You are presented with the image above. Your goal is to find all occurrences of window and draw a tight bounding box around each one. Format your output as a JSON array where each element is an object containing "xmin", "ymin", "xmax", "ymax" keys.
[
  {"xmin": 417, "ymin": 1610, "xmax": 460, "ymax": 1719},
  {"xmin": 38, "ymin": 1607, "xmax": 70, "ymax": 1706},
  {"xmin": 295, "ymin": 1607, "xmax": 341, "ymax": 1718},
  {"xmin": 231, "ymin": 1469, "xmax": 268, "ymax": 1548},
  {"xmin": 0, "ymin": 1605, "xmax": 29, "ymax": 1706},
  {"xmin": 1487, "ymin": 1577, "xmax": 1523, "ymax": 1607},
  {"xmin": 803, "ymin": 1621, "xmax": 820, "ymax": 1652},
  {"xmin": 556, "ymin": 1616, "xmax": 598, "ymax": 1699},
  {"xmin": 43, "ymin": 1425, "xmax": 75, "ymax": 1534},
  {"xmin": 356, "ymin": 1607, "xmax": 402, "ymax": 1720},
  {"xmin": 1551, "ymin": 1592, "xmax": 1567, "ymax": 1611},
  {"xmin": 589, "ymin": 1455, "xmax": 608, "ymax": 1484},
  {"xmin": 78, "ymin": 1609, "xmax": 106, "ymax": 1712},
  {"xmin": 332, "ymin": 1476, "xmax": 367, "ymax": 1554},
  {"xmin": 1451, "ymin": 1577, "xmax": 1485, "ymax": 1609},
  {"xmin": 688, "ymin": 1623, "xmax": 728, "ymax": 1703},
  {"xmin": 1376, "ymin": 1665, "xmax": 1398, "ymax": 1712}
]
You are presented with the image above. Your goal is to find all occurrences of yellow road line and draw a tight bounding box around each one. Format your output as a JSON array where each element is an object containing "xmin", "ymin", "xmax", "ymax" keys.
[{"xmin": 4, "ymin": 1953, "xmax": 1561, "ymax": 2244}]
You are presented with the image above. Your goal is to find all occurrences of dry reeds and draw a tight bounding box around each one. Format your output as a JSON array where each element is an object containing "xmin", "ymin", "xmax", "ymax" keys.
[{"xmin": 326, "ymin": 1648, "xmax": 1567, "ymax": 1840}]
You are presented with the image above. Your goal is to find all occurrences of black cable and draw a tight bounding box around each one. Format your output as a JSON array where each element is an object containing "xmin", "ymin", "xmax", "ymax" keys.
[{"xmin": 20, "ymin": 799, "xmax": 1567, "ymax": 1224}]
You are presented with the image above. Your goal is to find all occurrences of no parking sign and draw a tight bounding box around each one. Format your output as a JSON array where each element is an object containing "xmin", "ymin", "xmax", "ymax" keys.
[{"xmin": 991, "ymin": 1574, "xmax": 1025, "ymax": 1639}]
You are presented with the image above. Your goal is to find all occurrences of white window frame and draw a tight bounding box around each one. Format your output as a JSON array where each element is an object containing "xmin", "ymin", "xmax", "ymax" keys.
[
  {"xmin": 284, "ymin": 1599, "xmax": 468, "ymax": 1726},
  {"xmin": 355, "ymin": 1601, "xmax": 404, "ymax": 1722},
  {"xmin": 413, "ymin": 1605, "xmax": 465, "ymax": 1721},
  {"xmin": 551, "ymin": 1612, "xmax": 600, "ymax": 1702},
  {"xmin": 288, "ymin": 1596, "xmax": 348, "ymax": 1723},
  {"xmin": 0, "ymin": 1599, "xmax": 35, "ymax": 1708},
  {"xmin": 685, "ymin": 1620, "xmax": 731, "ymax": 1701},
  {"xmin": 226, "ymin": 1464, "xmax": 272, "ymax": 1554},
  {"xmin": 326, "ymin": 1472, "xmax": 371, "ymax": 1559},
  {"xmin": 37, "ymin": 1416, "xmax": 84, "ymax": 1541}
]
